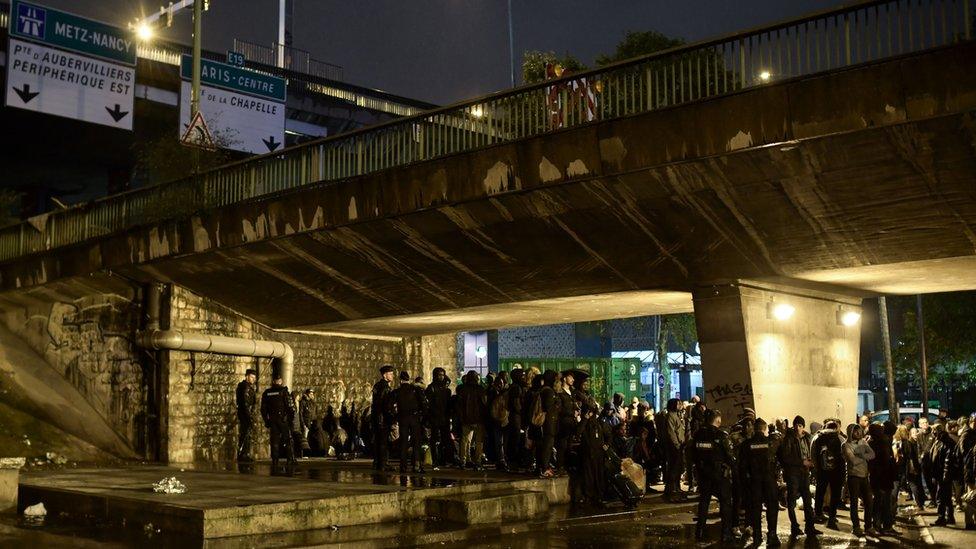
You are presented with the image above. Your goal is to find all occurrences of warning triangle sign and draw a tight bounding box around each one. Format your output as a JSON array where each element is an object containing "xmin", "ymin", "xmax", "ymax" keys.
[{"xmin": 180, "ymin": 111, "xmax": 217, "ymax": 150}]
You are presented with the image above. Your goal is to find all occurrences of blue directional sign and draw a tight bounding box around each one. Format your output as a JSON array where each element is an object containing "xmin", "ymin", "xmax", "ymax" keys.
[{"xmin": 10, "ymin": 0, "xmax": 137, "ymax": 66}]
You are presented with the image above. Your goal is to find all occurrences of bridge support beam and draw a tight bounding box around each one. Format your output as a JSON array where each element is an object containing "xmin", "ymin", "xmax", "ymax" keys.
[{"xmin": 692, "ymin": 282, "xmax": 862, "ymax": 425}]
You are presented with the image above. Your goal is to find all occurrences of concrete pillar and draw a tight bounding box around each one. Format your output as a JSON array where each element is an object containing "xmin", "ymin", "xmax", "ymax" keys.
[{"xmin": 693, "ymin": 282, "xmax": 861, "ymax": 425}]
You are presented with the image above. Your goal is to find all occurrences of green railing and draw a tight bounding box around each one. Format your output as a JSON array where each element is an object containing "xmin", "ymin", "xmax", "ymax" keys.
[{"xmin": 0, "ymin": 0, "xmax": 971, "ymax": 263}]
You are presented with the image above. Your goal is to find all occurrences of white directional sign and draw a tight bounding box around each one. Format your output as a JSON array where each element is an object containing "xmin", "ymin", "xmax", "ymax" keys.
[
  {"xmin": 179, "ymin": 55, "xmax": 286, "ymax": 154},
  {"xmin": 4, "ymin": 1, "xmax": 136, "ymax": 130}
]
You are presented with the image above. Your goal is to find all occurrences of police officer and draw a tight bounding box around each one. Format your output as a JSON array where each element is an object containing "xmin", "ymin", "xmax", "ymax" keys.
[
  {"xmin": 741, "ymin": 418, "xmax": 781, "ymax": 547},
  {"xmin": 692, "ymin": 409, "xmax": 734, "ymax": 542},
  {"xmin": 390, "ymin": 369, "xmax": 428, "ymax": 473},
  {"xmin": 260, "ymin": 373, "xmax": 296, "ymax": 474},
  {"xmin": 236, "ymin": 368, "xmax": 257, "ymax": 462},
  {"xmin": 371, "ymin": 365, "xmax": 395, "ymax": 471}
]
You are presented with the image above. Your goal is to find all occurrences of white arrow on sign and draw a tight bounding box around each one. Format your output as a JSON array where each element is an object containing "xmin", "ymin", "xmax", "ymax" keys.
[{"xmin": 4, "ymin": 38, "xmax": 134, "ymax": 130}]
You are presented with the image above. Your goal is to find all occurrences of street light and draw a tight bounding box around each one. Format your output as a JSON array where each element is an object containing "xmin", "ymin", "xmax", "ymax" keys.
[
  {"xmin": 839, "ymin": 310, "xmax": 861, "ymax": 326},
  {"xmin": 135, "ymin": 22, "xmax": 154, "ymax": 41},
  {"xmin": 768, "ymin": 302, "xmax": 795, "ymax": 321},
  {"xmin": 759, "ymin": 70, "xmax": 771, "ymax": 82}
]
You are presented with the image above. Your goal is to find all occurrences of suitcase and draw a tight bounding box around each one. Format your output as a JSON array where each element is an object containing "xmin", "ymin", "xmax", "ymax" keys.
[{"xmin": 610, "ymin": 471, "xmax": 642, "ymax": 509}]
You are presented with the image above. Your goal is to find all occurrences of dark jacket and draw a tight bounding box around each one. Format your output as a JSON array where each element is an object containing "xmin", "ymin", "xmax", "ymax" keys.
[
  {"xmin": 425, "ymin": 379, "xmax": 453, "ymax": 427},
  {"xmin": 236, "ymin": 380, "xmax": 256, "ymax": 418},
  {"xmin": 867, "ymin": 429, "xmax": 896, "ymax": 490},
  {"xmin": 741, "ymin": 432, "xmax": 776, "ymax": 484},
  {"xmin": 777, "ymin": 427, "xmax": 812, "ymax": 470},
  {"xmin": 390, "ymin": 381, "xmax": 428, "ymax": 420},
  {"xmin": 507, "ymin": 381, "xmax": 526, "ymax": 429},
  {"xmin": 370, "ymin": 379, "xmax": 392, "ymax": 427},
  {"xmin": 811, "ymin": 428, "xmax": 844, "ymax": 474},
  {"xmin": 959, "ymin": 428, "xmax": 976, "ymax": 485},
  {"xmin": 692, "ymin": 424, "xmax": 734, "ymax": 481},
  {"xmin": 456, "ymin": 376, "xmax": 487, "ymax": 425},
  {"xmin": 260, "ymin": 385, "xmax": 295, "ymax": 426}
]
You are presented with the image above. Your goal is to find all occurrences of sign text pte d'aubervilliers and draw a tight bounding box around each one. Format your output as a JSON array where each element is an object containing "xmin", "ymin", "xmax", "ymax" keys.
[
  {"xmin": 5, "ymin": 0, "xmax": 136, "ymax": 129},
  {"xmin": 179, "ymin": 54, "xmax": 286, "ymax": 154}
]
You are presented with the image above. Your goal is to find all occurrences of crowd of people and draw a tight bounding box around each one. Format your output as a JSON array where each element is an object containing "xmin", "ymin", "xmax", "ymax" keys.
[{"xmin": 235, "ymin": 366, "xmax": 976, "ymax": 546}]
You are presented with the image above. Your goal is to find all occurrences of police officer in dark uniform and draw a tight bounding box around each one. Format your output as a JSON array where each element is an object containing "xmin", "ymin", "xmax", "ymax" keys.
[
  {"xmin": 371, "ymin": 365, "xmax": 395, "ymax": 471},
  {"xmin": 260, "ymin": 373, "xmax": 296, "ymax": 474},
  {"xmin": 692, "ymin": 409, "xmax": 735, "ymax": 542},
  {"xmin": 741, "ymin": 418, "xmax": 781, "ymax": 547},
  {"xmin": 236, "ymin": 368, "xmax": 257, "ymax": 462},
  {"xmin": 390, "ymin": 370, "xmax": 428, "ymax": 473}
]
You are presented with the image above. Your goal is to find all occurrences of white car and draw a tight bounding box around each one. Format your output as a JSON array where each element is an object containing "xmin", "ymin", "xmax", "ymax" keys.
[{"xmin": 870, "ymin": 407, "xmax": 940, "ymax": 424}]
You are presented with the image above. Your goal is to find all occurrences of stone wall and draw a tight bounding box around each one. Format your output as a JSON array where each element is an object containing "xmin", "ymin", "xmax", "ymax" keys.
[
  {"xmin": 166, "ymin": 286, "xmax": 413, "ymax": 463},
  {"xmin": 0, "ymin": 291, "xmax": 145, "ymax": 454},
  {"xmin": 404, "ymin": 333, "xmax": 459, "ymax": 384}
]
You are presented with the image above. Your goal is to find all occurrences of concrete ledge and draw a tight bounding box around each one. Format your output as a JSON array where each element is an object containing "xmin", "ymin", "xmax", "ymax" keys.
[
  {"xmin": 0, "ymin": 458, "xmax": 25, "ymax": 513},
  {"xmin": 425, "ymin": 489, "xmax": 549, "ymax": 525},
  {"xmin": 19, "ymin": 466, "xmax": 569, "ymax": 539}
]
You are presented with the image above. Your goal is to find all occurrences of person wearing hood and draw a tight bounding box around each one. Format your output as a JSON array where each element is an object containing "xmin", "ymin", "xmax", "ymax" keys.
[
  {"xmin": 506, "ymin": 368, "xmax": 528, "ymax": 471},
  {"xmin": 535, "ymin": 370, "xmax": 560, "ymax": 478},
  {"xmin": 811, "ymin": 420, "xmax": 845, "ymax": 529},
  {"xmin": 777, "ymin": 415, "xmax": 820, "ymax": 538},
  {"xmin": 867, "ymin": 422, "xmax": 897, "ymax": 533},
  {"xmin": 929, "ymin": 423, "xmax": 961, "ymax": 526},
  {"xmin": 425, "ymin": 367, "xmax": 455, "ymax": 469},
  {"xmin": 457, "ymin": 370, "xmax": 488, "ymax": 469},
  {"xmin": 843, "ymin": 423, "xmax": 876, "ymax": 537}
]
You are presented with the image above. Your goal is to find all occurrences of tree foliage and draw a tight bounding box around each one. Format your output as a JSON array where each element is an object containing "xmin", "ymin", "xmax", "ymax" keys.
[
  {"xmin": 521, "ymin": 50, "xmax": 587, "ymax": 84},
  {"xmin": 596, "ymin": 30, "xmax": 685, "ymax": 66},
  {"xmin": 892, "ymin": 293, "xmax": 976, "ymax": 390},
  {"xmin": 132, "ymin": 128, "xmax": 243, "ymax": 186}
]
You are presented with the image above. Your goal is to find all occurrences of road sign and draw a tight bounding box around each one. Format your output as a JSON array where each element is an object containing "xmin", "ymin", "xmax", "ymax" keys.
[
  {"xmin": 5, "ymin": 1, "xmax": 135, "ymax": 130},
  {"xmin": 180, "ymin": 111, "xmax": 216, "ymax": 150},
  {"xmin": 226, "ymin": 51, "xmax": 246, "ymax": 67},
  {"xmin": 179, "ymin": 55, "xmax": 286, "ymax": 154}
]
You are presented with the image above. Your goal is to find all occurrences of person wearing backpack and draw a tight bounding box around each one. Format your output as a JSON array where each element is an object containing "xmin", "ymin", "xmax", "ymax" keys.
[
  {"xmin": 456, "ymin": 370, "xmax": 488, "ymax": 469},
  {"xmin": 811, "ymin": 420, "xmax": 845, "ymax": 529},
  {"xmin": 489, "ymin": 374, "xmax": 511, "ymax": 471}
]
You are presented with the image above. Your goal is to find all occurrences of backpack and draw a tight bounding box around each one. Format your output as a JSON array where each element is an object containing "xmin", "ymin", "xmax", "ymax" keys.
[
  {"xmin": 490, "ymin": 389, "xmax": 509, "ymax": 427},
  {"xmin": 819, "ymin": 436, "xmax": 839, "ymax": 471},
  {"xmin": 530, "ymin": 391, "xmax": 546, "ymax": 427}
]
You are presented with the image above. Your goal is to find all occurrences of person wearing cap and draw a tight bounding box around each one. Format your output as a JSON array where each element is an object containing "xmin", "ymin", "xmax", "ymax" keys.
[
  {"xmin": 236, "ymin": 368, "xmax": 258, "ymax": 462},
  {"xmin": 389, "ymin": 369, "xmax": 428, "ymax": 473},
  {"xmin": 371, "ymin": 365, "xmax": 396, "ymax": 470},
  {"xmin": 260, "ymin": 373, "xmax": 296, "ymax": 474},
  {"xmin": 777, "ymin": 415, "xmax": 820, "ymax": 538}
]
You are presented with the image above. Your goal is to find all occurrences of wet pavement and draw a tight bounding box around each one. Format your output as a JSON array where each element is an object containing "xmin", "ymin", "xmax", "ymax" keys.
[{"xmin": 3, "ymin": 461, "xmax": 974, "ymax": 548}]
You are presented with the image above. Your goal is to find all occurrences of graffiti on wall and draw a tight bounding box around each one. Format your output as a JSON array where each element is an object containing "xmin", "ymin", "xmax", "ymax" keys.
[{"xmin": 705, "ymin": 382, "xmax": 754, "ymax": 419}]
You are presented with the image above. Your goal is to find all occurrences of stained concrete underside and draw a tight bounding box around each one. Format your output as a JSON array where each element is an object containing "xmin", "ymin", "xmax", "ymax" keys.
[{"xmin": 1, "ymin": 44, "xmax": 975, "ymax": 336}]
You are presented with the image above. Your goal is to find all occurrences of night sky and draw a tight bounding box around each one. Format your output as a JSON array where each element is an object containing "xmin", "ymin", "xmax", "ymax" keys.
[{"xmin": 35, "ymin": 1, "xmax": 848, "ymax": 105}]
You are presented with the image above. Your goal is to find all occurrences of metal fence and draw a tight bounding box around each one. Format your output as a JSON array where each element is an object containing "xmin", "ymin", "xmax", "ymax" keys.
[
  {"xmin": 0, "ymin": 0, "xmax": 972, "ymax": 263},
  {"xmin": 233, "ymin": 39, "xmax": 345, "ymax": 82}
]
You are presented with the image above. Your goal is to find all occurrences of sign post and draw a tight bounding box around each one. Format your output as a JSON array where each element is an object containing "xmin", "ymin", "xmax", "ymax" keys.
[
  {"xmin": 178, "ymin": 54, "xmax": 286, "ymax": 154},
  {"xmin": 5, "ymin": 0, "xmax": 136, "ymax": 130}
]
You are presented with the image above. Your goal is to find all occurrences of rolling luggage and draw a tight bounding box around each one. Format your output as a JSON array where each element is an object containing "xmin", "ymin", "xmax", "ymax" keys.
[{"xmin": 610, "ymin": 471, "xmax": 642, "ymax": 509}]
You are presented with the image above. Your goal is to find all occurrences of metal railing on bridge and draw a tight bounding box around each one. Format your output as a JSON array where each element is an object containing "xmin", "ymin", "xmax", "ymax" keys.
[
  {"xmin": 0, "ymin": 0, "xmax": 972, "ymax": 263},
  {"xmin": 232, "ymin": 39, "xmax": 345, "ymax": 82}
]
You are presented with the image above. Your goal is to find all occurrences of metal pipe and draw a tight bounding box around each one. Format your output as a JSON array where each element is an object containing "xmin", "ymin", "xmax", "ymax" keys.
[{"xmin": 137, "ymin": 329, "xmax": 295, "ymax": 389}]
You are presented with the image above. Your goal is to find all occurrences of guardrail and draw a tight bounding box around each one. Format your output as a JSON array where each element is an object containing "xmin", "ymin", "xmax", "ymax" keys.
[
  {"xmin": 0, "ymin": 0, "xmax": 971, "ymax": 264},
  {"xmin": 233, "ymin": 39, "xmax": 345, "ymax": 82}
]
